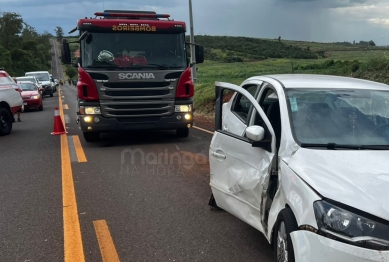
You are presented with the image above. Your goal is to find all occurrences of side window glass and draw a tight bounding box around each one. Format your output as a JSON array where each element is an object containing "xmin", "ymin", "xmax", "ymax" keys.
[
  {"xmin": 231, "ymin": 85, "xmax": 259, "ymax": 124},
  {"xmin": 221, "ymin": 88, "xmax": 255, "ymax": 137}
]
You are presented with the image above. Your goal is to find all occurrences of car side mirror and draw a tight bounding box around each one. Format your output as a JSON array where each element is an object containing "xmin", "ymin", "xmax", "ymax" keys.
[
  {"xmin": 15, "ymin": 88, "xmax": 22, "ymax": 92},
  {"xmin": 61, "ymin": 39, "xmax": 72, "ymax": 64},
  {"xmin": 39, "ymin": 88, "xmax": 44, "ymax": 92},
  {"xmin": 195, "ymin": 44, "xmax": 204, "ymax": 64},
  {"xmin": 246, "ymin": 126, "xmax": 265, "ymax": 141}
]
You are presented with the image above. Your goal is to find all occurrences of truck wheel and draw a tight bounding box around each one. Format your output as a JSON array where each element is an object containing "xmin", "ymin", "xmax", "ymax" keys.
[
  {"xmin": 273, "ymin": 208, "xmax": 298, "ymax": 262},
  {"xmin": 176, "ymin": 128, "xmax": 189, "ymax": 137},
  {"xmin": 0, "ymin": 108, "xmax": 13, "ymax": 136},
  {"xmin": 83, "ymin": 132, "xmax": 100, "ymax": 142}
]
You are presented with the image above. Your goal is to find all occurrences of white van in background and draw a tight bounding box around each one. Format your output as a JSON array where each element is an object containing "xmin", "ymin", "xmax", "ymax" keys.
[{"xmin": 25, "ymin": 71, "xmax": 54, "ymax": 97}]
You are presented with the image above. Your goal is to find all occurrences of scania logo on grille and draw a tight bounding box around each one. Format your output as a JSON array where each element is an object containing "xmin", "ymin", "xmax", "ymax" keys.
[{"xmin": 118, "ymin": 73, "xmax": 155, "ymax": 80}]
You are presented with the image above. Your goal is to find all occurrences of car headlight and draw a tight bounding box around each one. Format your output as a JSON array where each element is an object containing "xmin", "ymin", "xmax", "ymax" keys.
[
  {"xmin": 314, "ymin": 200, "xmax": 389, "ymax": 250},
  {"xmin": 79, "ymin": 106, "xmax": 101, "ymax": 115},
  {"xmin": 32, "ymin": 95, "xmax": 40, "ymax": 99},
  {"xmin": 175, "ymin": 105, "xmax": 192, "ymax": 112}
]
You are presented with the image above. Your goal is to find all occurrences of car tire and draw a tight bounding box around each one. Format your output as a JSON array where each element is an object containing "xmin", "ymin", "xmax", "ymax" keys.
[
  {"xmin": 83, "ymin": 132, "xmax": 100, "ymax": 142},
  {"xmin": 50, "ymin": 90, "xmax": 53, "ymax": 97},
  {"xmin": 176, "ymin": 128, "xmax": 189, "ymax": 137},
  {"xmin": 39, "ymin": 103, "xmax": 43, "ymax": 111},
  {"xmin": 273, "ymin": 208, "xmax": 298, "ymax": 262},
  {"xmin": 0, "ymin": 108, "xmax": 13, "ymax": 136}
]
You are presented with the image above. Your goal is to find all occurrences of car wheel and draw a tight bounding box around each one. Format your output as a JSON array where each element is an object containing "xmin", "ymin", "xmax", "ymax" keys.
[
  {"xmin": 83, "ymin": 132, "xmax": 100, "ymax": 142},
  {"xmin": 50, "ymin": 90, "xmax": 53, "ymax": 97},
  {"xmin": 0, "ymin": 108, "xmax": 13, "ymax": 136},
  {"xmin": 39, "ymin": 103, "xmax": 43, "ymax": 111},
  {"xmin": 273, "ymin": 208, "xmax": 298, "ymax": 262},
  {"xmin": 176, "ymin": 128, "xmax": 189, "ymax": 137}
]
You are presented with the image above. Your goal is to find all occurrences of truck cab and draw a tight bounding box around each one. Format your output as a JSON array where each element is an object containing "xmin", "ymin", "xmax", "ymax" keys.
[{"xmin": 62, "ymin": 10, "xmax": 204, "ymax": 142}]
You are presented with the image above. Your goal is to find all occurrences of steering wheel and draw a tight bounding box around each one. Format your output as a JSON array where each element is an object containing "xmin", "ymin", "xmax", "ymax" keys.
[{"xmin": 370, "ymin": 123, "xmax": 389, "ymax": 135}]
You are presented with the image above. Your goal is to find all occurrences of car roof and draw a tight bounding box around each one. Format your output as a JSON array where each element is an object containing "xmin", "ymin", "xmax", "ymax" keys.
[
  {"xmin": 258, "ymin": 74, "xmax": 389, "ymax": 90},
  {"xmin": 26, "ymin": 71, "xmax": 49, "ymax": 74},
  {"xmin": 18, "ymin": 81, "xmax": 36, "ymax": 84}
]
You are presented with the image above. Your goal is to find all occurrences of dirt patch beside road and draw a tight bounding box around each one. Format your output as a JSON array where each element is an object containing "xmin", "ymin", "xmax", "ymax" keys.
[{"xmin": 194, "ymin": 112, "xmax": 215, "ymax": 131}]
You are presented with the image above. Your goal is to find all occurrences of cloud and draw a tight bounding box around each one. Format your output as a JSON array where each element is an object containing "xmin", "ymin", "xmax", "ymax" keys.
[{"xmin": 0, "ymin": 0, "xmax": 388, "ymax": 45}]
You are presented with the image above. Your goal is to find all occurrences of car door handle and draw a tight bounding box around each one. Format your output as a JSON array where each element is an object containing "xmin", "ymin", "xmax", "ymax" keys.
[{"xmin": 212, "ymin": 152, "xmax": 226, "ymax": 159}]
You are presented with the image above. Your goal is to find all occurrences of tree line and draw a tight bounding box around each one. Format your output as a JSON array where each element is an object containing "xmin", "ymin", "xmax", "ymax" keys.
[
  {"xmin": 189, "ymin": 35, "xmax": 318, "ymax": 63},
  {"xmin": 0, "ymin": 12, "xmax": 52, "ymax": 76}
]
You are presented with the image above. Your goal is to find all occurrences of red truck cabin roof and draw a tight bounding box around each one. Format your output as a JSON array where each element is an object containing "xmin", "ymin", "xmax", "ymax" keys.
[{"xmin": 77, "ymin": 18, "xmax": 186, "ymax": 33}]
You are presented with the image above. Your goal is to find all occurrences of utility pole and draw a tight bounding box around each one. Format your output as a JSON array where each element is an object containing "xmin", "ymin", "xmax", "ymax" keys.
[{"xmin": 189, "ymin": 0, "xmax": 197, "ymax": 83}]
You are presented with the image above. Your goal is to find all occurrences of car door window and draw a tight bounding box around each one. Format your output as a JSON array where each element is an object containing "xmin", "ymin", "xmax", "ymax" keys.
[{"xmin": 231, "ymin": 85, "xmax": 259, "ymax": 124}]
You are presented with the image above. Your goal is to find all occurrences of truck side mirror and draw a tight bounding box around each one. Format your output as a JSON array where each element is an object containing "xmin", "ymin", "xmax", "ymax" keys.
[
  {"xmin": 195, "ymin": 44, "xmax": 204, "ymax": 64},
  {"xmin": 61, "ymin": 39, "xmax": 71, "ymax": 64}
]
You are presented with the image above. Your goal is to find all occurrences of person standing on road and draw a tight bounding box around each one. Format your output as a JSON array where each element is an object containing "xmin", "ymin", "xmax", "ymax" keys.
[{"xmin": 13, "ymin": 77, "xmax": 22, "ymax": 122}]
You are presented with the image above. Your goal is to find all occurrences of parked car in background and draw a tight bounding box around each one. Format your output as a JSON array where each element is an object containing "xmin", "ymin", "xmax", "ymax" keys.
[
  {"xmin": 18, "ymin": 81, "xmax": 44, "ymax": 111},
  {"xmin": 25, "ymin": 71, "xmax": 53, "ymax": 97},
  {"xmin": 15, "ymin": 76, "xmax": 43, "ymax": 97},
  {"xmin": 210, "ymin": 74, "xmax": 389, "ymax": 262},
  {"xmin": 0, "ymin": 69, "xmax": 23, "ymax": 135}
]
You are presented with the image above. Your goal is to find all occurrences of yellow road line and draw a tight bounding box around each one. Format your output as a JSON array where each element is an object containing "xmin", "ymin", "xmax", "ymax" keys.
[
  {"xmin": 193, "ymin": 125, "xmax": 214, "ymax": 135},
  {"xmin": 59, "ymin": 87, "xmax": 85, "ymax": 262},
  {"xmin": 64, "ymin": 104, "xmax": 69, "ymax": 110},
  {"xmin": 72, "ymin": 135, "xmax": 87, "ymax": 162},
  {"xmin": 93, "ymin": 220, "xmax": 120, "ymax": 262}
]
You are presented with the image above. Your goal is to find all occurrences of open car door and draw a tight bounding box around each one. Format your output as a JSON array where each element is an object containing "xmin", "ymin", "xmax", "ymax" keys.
[{"xmin": 209, "ymin": 81, "xmax": 276, "ymax": 234}]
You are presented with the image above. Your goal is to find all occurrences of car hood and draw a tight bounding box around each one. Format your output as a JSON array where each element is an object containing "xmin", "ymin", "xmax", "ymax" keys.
[
  {"xmin": 21, "ymin": 91, "xmax": 39, "ymax": 96},
  {"xmin": 40, "ymin": 80, "xmax": 50, "ymax": 85},
  {"xmin": 287, "ymin": 148, "xmax": 389, "ymax": 220}
]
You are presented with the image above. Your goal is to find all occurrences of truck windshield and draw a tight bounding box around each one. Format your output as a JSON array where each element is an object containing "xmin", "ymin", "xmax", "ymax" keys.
[
  {"xmin": 286, "ymin": 88, "xmax": 389, "ymax": 146},
  {"xmin": 81, "ymin": 32, "xmax": 187, "ymax": 69}
]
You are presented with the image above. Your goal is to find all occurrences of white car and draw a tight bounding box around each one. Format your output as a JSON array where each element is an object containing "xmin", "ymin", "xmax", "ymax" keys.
[
  {"xmin": 209, "ymin": 74, "xmax": 389, "ymax": 262},
  {"xmin": 25, "ymin": 71, "xmax": 54, "ymax": 97},
  {"xmin": 0, "ymin": 69, "xmax": 23, "ymax": 135}
]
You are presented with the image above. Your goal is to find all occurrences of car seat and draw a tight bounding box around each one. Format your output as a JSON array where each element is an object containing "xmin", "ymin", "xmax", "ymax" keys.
[{"xmin": 266, "ymin": 101, "xmax": 281, "ymax": 149}]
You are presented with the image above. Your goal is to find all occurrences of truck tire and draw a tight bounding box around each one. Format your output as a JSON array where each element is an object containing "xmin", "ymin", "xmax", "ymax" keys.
[
  {"xmin": 0, "ymin": 108, "xmax": 13, "ymax": 136},
  {"xmin": 83, "ymin": 132, "xmax": 100, "ymax": 142},
  {"xmin": 176, "ymin": 128, "xmax": 189, "ymax": 138}
]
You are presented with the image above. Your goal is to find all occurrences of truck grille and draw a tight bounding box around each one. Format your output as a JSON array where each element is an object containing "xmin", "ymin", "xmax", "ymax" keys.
[
  {"xmin": 96, "ymin": 79, "xmax": 177, "ymax": 117},
  {"xmin": 100, "ymin": 100, "xmax": 174, "ymax": 118},
  {"xmin": 102, "ymin": 82, "xmax": 172, "ymax": 99}
]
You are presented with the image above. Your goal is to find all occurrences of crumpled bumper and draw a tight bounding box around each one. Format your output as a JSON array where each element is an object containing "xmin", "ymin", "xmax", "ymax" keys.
[{"xmin": 291, "ymin": 231, "xmax": 389, "ymax": 262}]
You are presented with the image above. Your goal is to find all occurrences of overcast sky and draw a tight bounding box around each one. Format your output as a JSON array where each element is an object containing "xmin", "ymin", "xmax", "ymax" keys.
[{"xmin": 1, "ymin": 0, "xmax": 389, "ymax": 46}]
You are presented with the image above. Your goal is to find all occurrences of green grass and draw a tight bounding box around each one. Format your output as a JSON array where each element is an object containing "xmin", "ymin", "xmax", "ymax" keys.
[{"xmin": 194, "ymin": 53, "xmax": 389, "ymax": 114}]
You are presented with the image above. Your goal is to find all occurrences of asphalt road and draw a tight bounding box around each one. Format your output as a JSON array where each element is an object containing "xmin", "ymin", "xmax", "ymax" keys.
[{"xmin": 0, "ymin": 40, "xmax": 274, "ymax": 262}]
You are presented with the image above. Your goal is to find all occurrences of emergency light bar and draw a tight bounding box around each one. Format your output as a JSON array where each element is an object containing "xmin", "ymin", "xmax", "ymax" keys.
[{"xmin": 94, "ymin": 12, "xmax": 170, "ymax": 19}]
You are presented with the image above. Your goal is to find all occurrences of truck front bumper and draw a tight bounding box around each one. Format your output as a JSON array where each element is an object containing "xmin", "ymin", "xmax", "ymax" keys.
[{"xmin": 79, "ymin": 113, "xmax": 194, "ymax": 133}]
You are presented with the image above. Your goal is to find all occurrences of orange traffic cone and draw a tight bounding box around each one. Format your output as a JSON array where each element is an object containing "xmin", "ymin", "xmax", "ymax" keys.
[{"xmin": 51, "ymin": 106, "xmax": 67, "ymax": 135}]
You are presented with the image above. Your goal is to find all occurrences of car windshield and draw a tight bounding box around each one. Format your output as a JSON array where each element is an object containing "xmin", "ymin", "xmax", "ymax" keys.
[
  {"xmin": 81, "ymin": 32, "xmax": 187, "ymax": 69},
  {"xmin": 20, "ymin": 83, "xmax": 36, "ymax": 91},
  {"xmin": 286, "ymin": 88, "xmax": 389, "ymax": 146},
  {"xmin": 26, "ymin": 73, "xmax": 49, "ymax": 81}
]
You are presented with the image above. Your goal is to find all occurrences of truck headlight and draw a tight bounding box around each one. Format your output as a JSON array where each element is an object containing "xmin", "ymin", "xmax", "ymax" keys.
[
  {"xmin": 175, "ymin": 105, "xmax": 192, "ymax": 112},
  {"xmin": 80, "ymin": 106, "xmax": 101, "ymax": 115},
  {"xmin": 314, "ymin": 200, "xmax": 389, "ymax": 250}
]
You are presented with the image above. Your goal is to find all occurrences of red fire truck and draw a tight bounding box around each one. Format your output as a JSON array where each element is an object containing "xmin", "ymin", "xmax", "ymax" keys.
[{"xmin": 61, "ymin": 10, "xmax": 204, "ymax": 142}]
